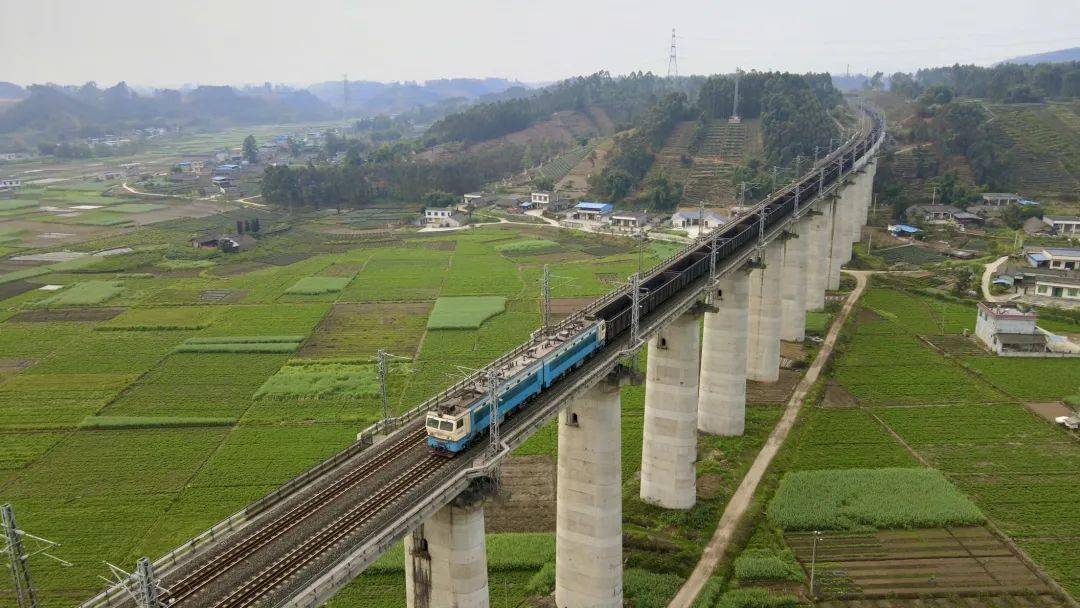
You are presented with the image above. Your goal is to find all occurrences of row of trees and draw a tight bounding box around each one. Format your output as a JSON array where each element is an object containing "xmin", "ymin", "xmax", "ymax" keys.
[{"xmin": 889, "ymin": 62, "xmax": 1080, "ymax": 103}]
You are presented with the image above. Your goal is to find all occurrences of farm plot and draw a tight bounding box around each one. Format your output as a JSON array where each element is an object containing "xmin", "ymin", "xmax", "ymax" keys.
[
  {"xmin": 175, "ymin": 335, "xmax": 303, "ymax": 353},
  {"xmin": 253, "ymin": 360, "xmax": 400, "ymax": 400},
  {"xmin": 296, "ymin": 301, "xmax": 431, "ymax": 359},
  {"xmin": 427, "ymin": 296, "xmax": 506, "ymax": 329},
  {"xmin": 0, "ymin": 372, "xmax": 136, "ymax": 428},
  {"xmin": 964, "ymin": 356, "xmax": 1080, "ymax": 401},
  {"xmin": 495, "ymin": 238, "xmax": 564, "ymax": 256},
  {"xmin": 441, "ymin": 253, "xmax": 523, "ymax": 297},
  {"xmin": 787, "ymin": 408, "xmax": 919, "ymax": 470},
  {"xmin": 206, "ymin": 302, "xmax": 330, "ymax": 336},
  {"xmin": 786, "ymin": 526, "xmax": 1055, "ymax": 599},
  {"xmin": 342, "ymin": 257, "xmax": 449, "ymax": 301},
  {"xmin": 284, "ymin": 276, "xmax": 352, "ymax": 295},
  {"xmin": 35, "ymin": 280, "xmax": 124, "ymax": 307},
  {"xmin": 768, "ymin": 468, "xmax": 985, "ymax": 531},
  {"xmin": 102, "ymin": 353, "xmax": 289, "ymax": 419},
  {"xmin": 97, "ymin": 306, "xmax": 221, "ymax": 331}
]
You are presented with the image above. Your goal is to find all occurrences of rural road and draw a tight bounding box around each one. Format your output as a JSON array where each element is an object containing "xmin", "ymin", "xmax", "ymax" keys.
[
  {"xmin": 981, "ymin": 255, "xmax": 1013, "ymax": 302},
  {"xmin": 667, "ymin": 270, "xmax": 870, "ymax": 608}
]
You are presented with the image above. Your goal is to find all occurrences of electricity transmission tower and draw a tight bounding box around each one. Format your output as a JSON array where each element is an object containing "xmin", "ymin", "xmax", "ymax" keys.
[
  {"xmin": 730, "ymin": 68, "xmax": 742, "ymax": 123},
  {"xmin": 540, "ymin": 265, "xmax": 553, "ymax": 336},
  {"xmin": 3, "ymin": 503, "xmax": 70, "ymax": 608},
  {"xmin": 667, "ymin": 28, "xmax": 678, "ymax": 78}
]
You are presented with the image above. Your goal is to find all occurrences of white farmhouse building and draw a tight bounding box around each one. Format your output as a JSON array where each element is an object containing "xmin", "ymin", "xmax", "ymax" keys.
[{"xmin": 974, "ymin": 302, "xmax": 1046, "ymax": 354}]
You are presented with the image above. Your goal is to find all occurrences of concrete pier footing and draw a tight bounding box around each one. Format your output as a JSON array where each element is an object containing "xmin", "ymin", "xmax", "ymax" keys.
[
  {"xmin": 746, "ymin": 241, "xmax": 783, "ymax": 382},
  {"xmin": 405, "ymin": 500, "xmax": 489, "ymax": 608},
  {"xmin": 805, "ymin": 199, "xmax": 833, "ymax": 311},
  {"xmin": 780, "ymin": 226, "xmax": 808, "ymax": 342},
  {"xmin": 698, "ymin": 273, "xmax": 750, "ymax": 436},
  {"xmin": 641, "ymin": 312, "xmax": 700, "ymax": 509},
  {"xmin": 556, "ymin": 379, "xmax": 622, "ymax": 608}
]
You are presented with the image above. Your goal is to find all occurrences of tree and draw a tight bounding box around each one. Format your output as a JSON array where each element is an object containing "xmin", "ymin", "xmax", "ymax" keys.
[
  {"xmin": 532, "ymin": 176, "xmax": 555, "ymax": 191},
  {"xmin": 890, "ymin": 72, "xmax": 921, "ymax": 98},
  {"xmin": 640, "ymin": 173, "xmax": 683, "ymax": 211},
  {"xmin": 1003, "ymin": 84, "xmax": 1043, "ymax": 104},
  {"xmin": 242, "ymin": 135, "xmax": 258, "ymax": 164}
]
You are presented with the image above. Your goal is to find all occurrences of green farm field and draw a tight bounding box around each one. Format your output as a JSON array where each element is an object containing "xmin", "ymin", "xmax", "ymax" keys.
[{"xmin": 0, "ymin": 214, "xmax": 688, "ymax": 605}]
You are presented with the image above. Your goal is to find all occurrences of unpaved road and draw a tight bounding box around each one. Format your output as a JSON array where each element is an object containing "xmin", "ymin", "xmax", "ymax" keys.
[{"xmin": 667, "ymin": 270, "xmax": 869, "ymax": 607}]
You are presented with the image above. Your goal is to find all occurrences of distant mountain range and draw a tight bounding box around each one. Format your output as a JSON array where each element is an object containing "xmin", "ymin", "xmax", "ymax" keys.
[
  {"xmin": 998, "ymin": 47, "xmax": 1080, "ymax": 65},
  {"xmin": 0, "ymin": 77, "xmax": 526, "ymax": 140},
  {"xmin": 307, "ymin": 77, "xmax": 527, "ymax": 115}
]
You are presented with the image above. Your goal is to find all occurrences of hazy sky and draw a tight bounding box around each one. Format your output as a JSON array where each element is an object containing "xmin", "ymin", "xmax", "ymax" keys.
[{"xmin": 3, "ymin": 0, "xmax": 1079, "ymax": 87}]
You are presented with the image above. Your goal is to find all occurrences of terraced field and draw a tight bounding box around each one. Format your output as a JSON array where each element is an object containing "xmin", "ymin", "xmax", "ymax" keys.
[{"xmin": 987, "ymin": 103, "xmax": 1080, "ymax": 195}]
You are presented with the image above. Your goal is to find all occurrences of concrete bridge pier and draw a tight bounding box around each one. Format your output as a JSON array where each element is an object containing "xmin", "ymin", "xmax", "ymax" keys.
[
  {"xmin": 556, "ymin": 377, "xmax": 622, "ymax": 608},
  {"xmin": 404, "ymin": 498, "xmax": 489, "ymax": 608},
  {"xmin": 641, "ymin": 312, "xmax": 700, "ymax": 509},
  {"xmin": 698, "ymin": 272, "xmax": 750, "ymax": 436},
  {"xmin": 747, "ymin": 240, "xmax": 784, "ymax": 382},
  {"xmin": 826, "ymin": 184, "xmax": 852, "ymax": 290},
  {"xmin": 805, "ymin": 198, "xmax": 833, "ymax": 311},
  {"xmin": 780, "ymin": 225, "xmax": 808, "ymax": 342},
  {"xmin": 847, "ymin": 170, "xmax": 868, "ymax": 250}
]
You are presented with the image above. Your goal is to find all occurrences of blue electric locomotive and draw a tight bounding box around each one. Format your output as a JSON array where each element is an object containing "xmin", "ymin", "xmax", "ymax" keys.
[{"xmin": 425, "ymin": 319, "xmax": 606, "ymax": 454}]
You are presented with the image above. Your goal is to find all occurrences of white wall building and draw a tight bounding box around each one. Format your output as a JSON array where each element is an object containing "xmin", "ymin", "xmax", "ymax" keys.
[
  {"xmin": 975, "ymin": 302, "xmax": 1046, "ymax": 354},
  {"xmin": 1043, "ymin": 215, "xmax": 1080, "ymax": 235}
]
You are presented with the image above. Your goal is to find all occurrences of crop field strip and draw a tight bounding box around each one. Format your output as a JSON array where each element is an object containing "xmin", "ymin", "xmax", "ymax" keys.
[{"xmin": 817, "ymin": 282, "xmax": 1080, "ymax": 600}]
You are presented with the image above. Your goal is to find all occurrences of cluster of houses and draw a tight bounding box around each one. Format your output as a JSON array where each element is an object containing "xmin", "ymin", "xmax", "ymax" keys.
[
  {"xmin": 423, "ymin": 190, "xmax": 733, "ymax": 235},
  {"xmin": 993, "ymin": 246, "xmax": 1080, "ymax": 303}
]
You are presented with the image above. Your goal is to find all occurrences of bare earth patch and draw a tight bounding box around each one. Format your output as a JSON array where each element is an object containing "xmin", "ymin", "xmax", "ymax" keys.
[
  {"xmin": 1025, "ymin": 402, "xmax": 1074, "ymax": 422},
  {"xmin": 483, "ymin": 454, "xmax": 556, "ymax": 533},
  {"xmin": 747, "ymin": 369, "xmax": 801, "ymax": 404},
  {"xmin": 549, "ymin": 297, "xmax": 597, "ymax": 319},
  {"xmin": 822, "ymin": 379, "xmax": 860, "ymax": 408}
]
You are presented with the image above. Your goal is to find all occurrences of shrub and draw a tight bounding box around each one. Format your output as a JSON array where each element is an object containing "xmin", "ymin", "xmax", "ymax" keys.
[
  {"xmin": 716, "ymin": 588, "xmax": 799, "ymax": 608},
  {"xmin": 733, "ymin": 549, "xmax": 804, "ymax": 582}
]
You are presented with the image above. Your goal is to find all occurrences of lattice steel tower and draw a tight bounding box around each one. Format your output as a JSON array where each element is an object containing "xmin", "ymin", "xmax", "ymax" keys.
[{"xmin": 667, "ymin": 29, "xmax": 678, "ymax": 78}]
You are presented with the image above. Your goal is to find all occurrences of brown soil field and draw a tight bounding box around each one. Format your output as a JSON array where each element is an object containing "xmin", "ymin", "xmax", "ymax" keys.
[
  {"xmin": 822, "ymin": 379, "xmax": 860, "ymax": 407},
  {"xmin": 747, "ymin": 369, "xmax": 801, "ymax": 404},
  {"xmin": 557, "ymin": 136, "xmax": 617, "ymax": 198},
  {"xmin": 1025, "ymin": 401, "xmax": 1073, "ymax": 422},
  {"xmin": 0, "ymin": 279, "xmax": 38, "ymax": 302},
  {"xmin": 483, "ymin": 454, "xmax": 557, "ymax": 533},
  {"xmin": 787, "ymin": 527, "xmax": 1059, "ymax": 600},
  {"xmin": 549, "ymin": 297, "xmax": 597, "ymax": 319},
  {"xmin": 8, "ymin": 307, "xmax": 124, "ymax": 322}
]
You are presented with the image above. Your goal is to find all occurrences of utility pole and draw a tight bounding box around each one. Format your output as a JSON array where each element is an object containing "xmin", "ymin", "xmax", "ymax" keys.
[
  {"xmin": 634, "ymin": 227, "xmax": 648, "ymax": 276},
  {"xmin": 133, "ymin": 558, "xmax": 163, "ymax": 608},
  {"xmin": 3, "ymin": 504, "xmax": 69, "ymax": 608},
  {"xmin": 486, "ymin": 368, "xmax": 502, "ymax": 466},
  {"xmin": 540, "ymin": 265, "xmax": 553, "ymax": 336},
  {"xmin": 731, "ymin": 68, "xmax": 741, "ymax": 122},
  {"xmin": 376, "ymin": 349, "xmax": 410, "ymax": 421},
  {"xmin": 3, "ymin": 504, "xmax": 36, "ymax": 608},
  {"xmin": 814, "ymin": 145, "xmax": 820, "ymax": 164},
  {"xmin": 739, "ymin": 182, "xmax": 747, "ymax": 206},
  {"xmin": 771, "ymin": 166, "xmax": 778, "ymax": 192},
  {"xmin": 666, "ymin": 28, "xmax": 678, "ymax": 78},
  {"xmin": 342, "ymin": 74, "xmax": 349, "ymax": 122},
  {"xmin": 629, "ymin": 272, "xmax": 642, "ymax": 350}
]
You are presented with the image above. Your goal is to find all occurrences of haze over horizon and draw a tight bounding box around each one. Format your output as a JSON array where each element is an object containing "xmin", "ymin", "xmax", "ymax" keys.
[{"xmin": 3, "ymin": 0, "xmax": 1080, "ymax": 88}]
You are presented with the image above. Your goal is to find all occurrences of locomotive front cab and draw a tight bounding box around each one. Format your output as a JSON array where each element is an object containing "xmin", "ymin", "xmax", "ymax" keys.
[{"xmin": 425, "ymin": 411, "xmax": 471, "ymax": 452}]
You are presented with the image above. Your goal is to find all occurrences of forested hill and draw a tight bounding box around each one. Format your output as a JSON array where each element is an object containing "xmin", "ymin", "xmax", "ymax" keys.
[
  {"xmin": 0, "ymin": 82, "xmax": 335, "ymax": 136},
  {"xmin": 425, "ymin": 71, "xmax": 703, "ymax": 144}
]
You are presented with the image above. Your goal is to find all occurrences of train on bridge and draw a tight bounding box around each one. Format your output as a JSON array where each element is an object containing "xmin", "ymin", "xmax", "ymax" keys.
[{"xmin": 426, "ymin": 106, "xmax": 883, "ymax": 456}]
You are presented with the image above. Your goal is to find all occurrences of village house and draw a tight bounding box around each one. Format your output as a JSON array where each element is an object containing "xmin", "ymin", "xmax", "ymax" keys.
[
  {"xmin": 1026, "ymin": 247, "xmax": 1080, "ymax": 271},
  {"xmin": 980, "ymin": 192, "xmax": 1020, "ymax": 207},
  {"xmin": 0, "ymin": 177, "xmax": 22, "ymax": 189},
  {"xmin": 1042, "ymin": 215, "xmax": 1080, "ymax": 236},
  {"xmin": 424, "ymin": 207, "xmax": 468, "ymax": 228},
  {"xmin": 974, "ymin": 302, "xmax": 1047, "ymax": 355},
  {"xmin": 609, "ymin": 212, "xmax": 649, "ymax": 232},
  {"xmin": 905, "ymin": 204, "xmax": 962, "ymax": 224},
  {"xmin": 570, "ymin": 201, "xmax": 614, "ymax": 222},
  {"xmin": 671, "ymin": 209, "xmax": 728, "ymax": 230},
  {"xmin": 529, "ymin": 191, "xmax": 570, "ymax": 213}
]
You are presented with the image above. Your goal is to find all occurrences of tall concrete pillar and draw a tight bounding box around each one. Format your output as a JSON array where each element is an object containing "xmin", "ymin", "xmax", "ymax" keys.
[
  {"xmin": 556, "ymin": 378, "xmax": 622, "ymax": 608},
  {"xmin": 405, "ymin": 500, "xmax": 489, "ymax": 608},
  {"xmin": 698, "ymin": 272, "xmax": 749, "ymax": 436},
  {"xmin": 780, "ymin": 225, "xmax": 808, "ymax": 342},
  {"xmin": 848, "ymin": 173, "xmax": 865, "ymax": 249},
  {"xmin": 746, "ymin": 240, "xmax": 783, "ymax": 382},
  {"xmin": 826, "ymin": 186, "xmax": 850, "ymax": 290},
  {"xmin": 641, "ymin": 312, "xmax": 700, "ymax": 509},
  {"xmin": 804, "ymin": 199, "xmax": 832, "ymax": 311}
]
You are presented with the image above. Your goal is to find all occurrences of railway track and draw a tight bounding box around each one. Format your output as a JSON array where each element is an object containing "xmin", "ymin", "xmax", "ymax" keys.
[
  {"xmin": 212, "ymin": 455, "xmax": 447, "ymax": 607},
  {"xmin": 163, "ymin": 428, "xmax": 426, "ymax": 606}
]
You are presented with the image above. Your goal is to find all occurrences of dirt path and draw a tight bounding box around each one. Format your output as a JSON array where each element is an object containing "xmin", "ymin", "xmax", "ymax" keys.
[{"xmin": 667, "ymin": 271, "xmax": 869, "ymax": 608}]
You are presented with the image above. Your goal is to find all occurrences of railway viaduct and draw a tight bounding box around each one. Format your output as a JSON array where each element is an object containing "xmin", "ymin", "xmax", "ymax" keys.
[{"xmin": 81, "ymin": 109, "xmax": 883, "ymax": 608}]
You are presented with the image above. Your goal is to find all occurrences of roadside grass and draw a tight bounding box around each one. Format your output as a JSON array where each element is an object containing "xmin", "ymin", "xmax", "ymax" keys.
[
  {"xmin": 426, "ymin": 296, "xmax": 506, "ymax": 329},
  {"xmin": 284, "ymin": 276, "xmax": 351, "ymax": 295},
  {"xmin": 768, "ymin": 468, "xmax": 985, "ymax": 531},
  {"xmin": 36, "ymin": 280, "xmax": 124, "ymax": 307}
]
